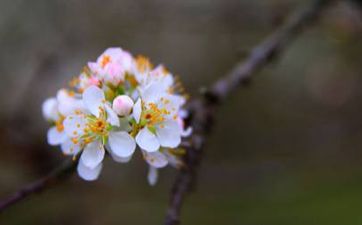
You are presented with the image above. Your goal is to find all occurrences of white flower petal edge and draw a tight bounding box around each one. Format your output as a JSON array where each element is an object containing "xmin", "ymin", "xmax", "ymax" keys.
[
  {"xmin": 77, "ymin": 160, "xmax": 103, "ymax": 181},
  {"xmin": 133, "ymin": 98, "xmax": 142, "ymax": 123},
  {"xmin": 42, "ymin": 98, "xmax": 58, "ymax": 121},
  {"xmin": 136, "ymin": 128, "xmax": 160, "ymax": 152},
  {"xmin": 143, "ymin": 151, "xmax": 168, "ymax": 168},
  {"xmin": 110, "ymin": 153, "xmax": 133, "ymax": 163},
  {"xmin": 57, "ymin": 90, "xmax": 85, "ymax": 116},
  {"xmin": 47, "ymin": 127, "xmax": 67, "ymax": 146},
  {"xmin": 80, "ymin": 141, "xmax": 105, "ymax": 169},
  {"xmin": 181, "ymin": 127, "xmax": 193, "ymax": 137},
  {"xmin": 83, "ymin": 85, "xmax": 105, "ymax": 117},
  {"xmin": 147, "ymin": 166, "xmax": 158, "ymax": 186},
  {"xmin": 108, "ymin": 131, "xmax": 136, "ymax": 158},
  {"xmin": 105, "ymin": 104, "xmax": 120, "ymax": 126},
  {"xmin": 156, "ymin": 120, "xmax": 181, "ymax": 148},
  {"xmin": 61, "ymin": 138, "xmax": 81, "ymax": 155}
]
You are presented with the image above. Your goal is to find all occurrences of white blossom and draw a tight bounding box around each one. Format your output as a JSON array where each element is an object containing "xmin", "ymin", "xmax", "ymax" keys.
[{"xmin": 43, "ymin": 47, "xmax": 190, "ymax": 184}]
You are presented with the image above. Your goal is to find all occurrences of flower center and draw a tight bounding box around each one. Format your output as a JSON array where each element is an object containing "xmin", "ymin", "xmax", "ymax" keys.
[
  {"xmin": 75, "ymin": 109, "xmax": 111, "ymax": 146},
  {"xmin": 142, "ymin": 103, "xmax": 170, "ymax": 126}
]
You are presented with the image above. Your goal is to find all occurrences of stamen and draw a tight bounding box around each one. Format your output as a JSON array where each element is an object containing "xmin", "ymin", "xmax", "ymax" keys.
[{"xmin": 101, "ymin": 55, "xmax": 111, "ymax": 68}]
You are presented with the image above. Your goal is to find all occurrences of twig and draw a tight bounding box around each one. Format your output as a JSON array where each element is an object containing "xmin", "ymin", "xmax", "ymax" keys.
[
  {"xmin": 0, "ymin": 158, "xmax": 78, "ymax": 213},
  {"xmin": 164, "ymin": 0, "xmax": 336, "ymax": 224}
]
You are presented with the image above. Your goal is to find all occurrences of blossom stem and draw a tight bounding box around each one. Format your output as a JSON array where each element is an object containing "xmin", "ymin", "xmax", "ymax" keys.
[{"xmin": 0, "ymin": 158, "xmax": 78, "ymax": 213}]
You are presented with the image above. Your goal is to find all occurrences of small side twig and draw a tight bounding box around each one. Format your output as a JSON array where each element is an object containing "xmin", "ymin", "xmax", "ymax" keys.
[
  {"xmin": 0, "ymin": 158, "xmax": 78, "ymax": 213},
  {"xmin": 164, "ymin": 0, "xmax": 336, "ymax": 224}
]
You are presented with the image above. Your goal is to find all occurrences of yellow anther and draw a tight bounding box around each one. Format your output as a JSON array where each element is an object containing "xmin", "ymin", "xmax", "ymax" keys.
[
  {"xmin": 55, "ymin": 115, "xmax": 65, "ymax": 132},
  {"xmin": 69, "ymin": 77, "xmax": 80, "ymax": 88},
  {"xmin": 71, "ymin": 138, "xmax": 79, "ymax": 144},
  {"xmin": 136, "ymin": 55, "xmax": 153, "ymax": 72},
  {"xmin": 101, "ymin": 55, "xmax": 111, "ymax": 68}
]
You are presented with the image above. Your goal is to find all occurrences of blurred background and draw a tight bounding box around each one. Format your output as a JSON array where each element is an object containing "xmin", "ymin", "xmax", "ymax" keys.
[{"xmin": 1, "ymin": 0, "xmax": 362, "ymax": 224}]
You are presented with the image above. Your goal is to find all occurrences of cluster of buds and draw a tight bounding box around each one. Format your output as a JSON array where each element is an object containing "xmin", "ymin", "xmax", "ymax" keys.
[{"xmin": 42, "ymin": 47, "xmax": 191, "ymax": 185}]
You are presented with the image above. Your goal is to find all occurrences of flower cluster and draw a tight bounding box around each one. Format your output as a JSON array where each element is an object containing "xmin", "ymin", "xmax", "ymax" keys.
[{"xmin": 42, "ymin": 47, "xmax": 191, "ymax": 185}]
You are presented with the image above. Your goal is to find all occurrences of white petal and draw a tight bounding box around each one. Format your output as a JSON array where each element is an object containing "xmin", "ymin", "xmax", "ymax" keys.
[
  {"xmin": 147, "ymin": 166, "xmax": 158, "ymax": 186},
  {"xmin": 47, "ymin": 127, "xmax": 67, "ymax": 146},
  {"xmin": 57, "ymin": 90, "xmax": 86, "ymax": 116},
  {"xmin": 156, "ymin": 120, "xmax": 182, "ymax": 148},
  {"xmin": 143, "ymin": 151, "xmax": 168, "ymax": 168},
  {"xmin": 60, "ymin": 138, "xmax": 81, "ymax": 155},
  {"xmin": 108, "ymin": 131, "xmax": 136, "ymax": 158},
  {"xmin": 100, "ymin": 47, "xmax": 123, "ymax": 61},
  {"xmin": 42, "ymin": 98, "xmax": 58, "ymax": 121},
  {"xmin": 105, "ymin": 104, "xmax": 120, "ymax": 126},
  {"xmin": 136, "ymin": 127, "xmax": 160, "ymax": 152},
  {"xmin": 80, "ymin": 141, "xmax": 105, "ymax": 169},
  {"xmin": 111, "ymin": 154, "xmax": 133, "ymax": 163},
  {"xmin": 77, "ymin": 160, "xmax": 103, "ymax": 181},
  {"xmin": 162, "ymin": 95, "xmax": 186, "ymax": 114},
  {"xmin": 181, "ymin": 127, "xmax": 193, "ymax": 137},
  {"xmin": 83, "ymin": 86, "xmax": 105, "ymax": 117},
  {"xmin": 141, "ymin": 82, "xmax": 163, "ymax": 103},
  {"xmin": 133, "ymin": 98, "xmax": 142, "ymax": 123},
  {"xmin": 63, "ymin": 115, "xmax": 87, "ymax": 138}
]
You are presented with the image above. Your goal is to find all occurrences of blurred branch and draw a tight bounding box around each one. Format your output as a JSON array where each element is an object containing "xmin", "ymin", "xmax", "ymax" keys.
[
  {"xmin": 164, "ymin": 0, "xmax": 336, "ymax": 224},
  {"xmin": 0, "ymin": 158, "xmax": 77, "ymax": 213},
  {"xmin": 350, "ymin": 0, "xmax": 362, "ymax": 8}
]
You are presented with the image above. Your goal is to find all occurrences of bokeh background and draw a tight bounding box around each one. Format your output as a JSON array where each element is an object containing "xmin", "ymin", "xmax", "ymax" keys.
[{"xmin": 1, "ymin": 0, "xmax": 362, "ymax": 224}]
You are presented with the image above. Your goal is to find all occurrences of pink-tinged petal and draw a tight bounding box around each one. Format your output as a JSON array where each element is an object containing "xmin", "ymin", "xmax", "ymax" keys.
[
  {"xmin": 136, "ymin": 128, "xmax": 160, "ymax": 152},
  {"xmin": 112, "ymin": 95, "xmax": 134, "ymax": 116},
  {"xmin": 77, "ymin": 160, "xmax": 102, "ymax": 181},
  {"xmin": 108, "ymin": 131, "xmax": 136, "ymax": 158},
  {"xmin": 88, "ymin": 62, "xmax": 101, "ymax": 74},
  {"xmin": 80, "ymin": 141, "xmax": 105, "ymax": 169},
  {"xmin": 83, "ymin": 86, "xmax": 105, "ymax": 117},
  {"xmin": 103, "ymin": 63, "xmax": 124, "ymax": 86}
]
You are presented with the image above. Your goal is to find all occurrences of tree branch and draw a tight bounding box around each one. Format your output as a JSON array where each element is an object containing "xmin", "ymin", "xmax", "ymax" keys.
[
  {"xmin": 164, "ymin": 0, "xmax": 336, "ymax": 224},
  {"xmin": 0, "ymin": 158, "xmax": 78, "ymax": 213}
]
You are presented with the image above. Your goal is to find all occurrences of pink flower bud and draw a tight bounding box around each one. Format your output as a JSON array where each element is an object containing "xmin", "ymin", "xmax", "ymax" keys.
[{"xmin": 112, "ymin": 95, "xmax": 134, "ymax": 116}]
